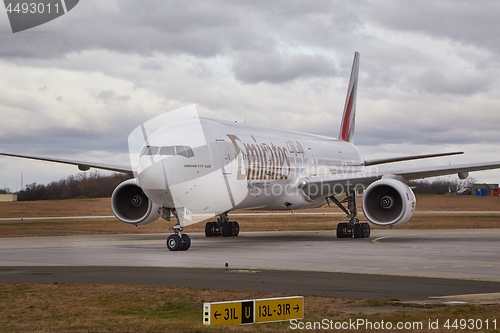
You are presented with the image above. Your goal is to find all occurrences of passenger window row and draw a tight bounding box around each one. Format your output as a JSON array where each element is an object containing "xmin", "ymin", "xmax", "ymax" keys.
[{"xmin": 140, "ymin": 145, "xmax": 194, "ymax": 158}]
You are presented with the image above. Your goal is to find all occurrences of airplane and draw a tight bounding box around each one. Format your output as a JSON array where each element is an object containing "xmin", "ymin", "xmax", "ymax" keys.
[{"xmin": 2, "ymin": 52, "xmax": 500, "ymax": 251}]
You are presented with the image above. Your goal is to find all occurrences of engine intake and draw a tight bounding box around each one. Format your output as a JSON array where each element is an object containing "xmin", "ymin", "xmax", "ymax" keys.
[
  {"xmin": 362, "ymin": 178, "xmax": 416, "ymax": 227},
  {"xmin": 111, "ymin": 179, "xmax": 160, "ymax": 225}
]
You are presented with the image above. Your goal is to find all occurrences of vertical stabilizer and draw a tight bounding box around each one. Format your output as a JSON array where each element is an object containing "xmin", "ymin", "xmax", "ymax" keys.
[{"xmin": 339, "ymin": 52, "xmax": 359, "ymax": 143}]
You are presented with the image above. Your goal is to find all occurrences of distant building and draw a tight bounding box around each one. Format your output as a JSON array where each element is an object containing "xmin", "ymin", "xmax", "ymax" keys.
[
  {"xmin": 487, "ymin": 184, "xmax": 499, "ymax": 196},
  {"xmin": 0, "ymin": 194, "xmax": 17, "ymax": 202},
  {"xmin": 471, "ymin": 184, "xmax": 499, "ymax": 196}
]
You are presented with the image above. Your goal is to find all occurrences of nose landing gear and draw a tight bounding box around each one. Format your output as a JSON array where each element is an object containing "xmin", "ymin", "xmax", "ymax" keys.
[
  {"xmin": 166, "ymin": 233, "xmax": 191, "ymax": 251},
  {"xmin": 161, "ymin": 207, "xmax": 191, "ymax": 251}
]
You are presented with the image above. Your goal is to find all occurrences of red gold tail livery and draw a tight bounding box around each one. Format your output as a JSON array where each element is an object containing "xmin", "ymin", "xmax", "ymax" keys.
[{"xmin": 339, "ymin": 52, "xmax": 359, "ymax": 143}]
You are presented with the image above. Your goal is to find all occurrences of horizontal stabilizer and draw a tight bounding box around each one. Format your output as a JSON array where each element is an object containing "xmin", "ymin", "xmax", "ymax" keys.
[{"xmin": 364, "ymin": 151, "xmax": 463, "ymax": 166}]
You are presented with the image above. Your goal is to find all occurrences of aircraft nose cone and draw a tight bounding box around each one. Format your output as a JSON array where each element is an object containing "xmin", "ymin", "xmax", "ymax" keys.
[{"xmin": 137, "ymin": 157, "xmax": 173, "ymax": 191}]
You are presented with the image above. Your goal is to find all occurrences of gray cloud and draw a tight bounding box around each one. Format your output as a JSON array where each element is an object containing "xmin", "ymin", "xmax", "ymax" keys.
[
  {"xmin": 0, "ymin": 127, "xmax": 129, "ymax": 156},
  {"xmin": 233, "ymin": 51, "xmax": 337, "ymax": 84},
  {"xmin": 0, "ymin": 0, "xmax": 354, "ymax": 84},
  {"xmin": 95, "ymin": 90, "xmax": 131, "ymax": 103},
  {"xmin": 365, "ymin": 1, "xmax": 500, "ymax": 53},
  {"xmin": 415, "ymin": 68, "xmax": 491, "ymax": 95}
]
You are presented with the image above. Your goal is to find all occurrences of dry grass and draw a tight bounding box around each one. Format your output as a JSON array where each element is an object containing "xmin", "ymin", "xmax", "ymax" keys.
[
  {"xmin": 0, "ymin": 198, "xmax": 113, "ymax": 218},
  {"xmin": 1, "ymin": 282, "xmax": 499, "ymax": 333}
]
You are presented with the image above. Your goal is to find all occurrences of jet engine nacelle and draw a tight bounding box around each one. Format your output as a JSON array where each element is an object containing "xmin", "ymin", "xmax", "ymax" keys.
[
  {"xmin": 111, "ymin": 179, "xmax": 160, "ymax": 225},
  {"xmin": 362, "ymin": 178, "xmax": 416, "ymax": 227}
]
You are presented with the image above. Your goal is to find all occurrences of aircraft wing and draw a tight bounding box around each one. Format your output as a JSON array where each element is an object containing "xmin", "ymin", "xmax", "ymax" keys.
[
  {"xmin": 380, "ymin": 161, "xmax": 500, "ymax": 181},
  {"xmin": 363, "ymin": 151, "xmax": 463, "ymax": 166},
  {"xmin": 0, "ymin": 152, "xmax": 134, "ymax": 176},
  {"xmin": 303, "ymin": 161, "xmax": 500, "ymax": 199}
]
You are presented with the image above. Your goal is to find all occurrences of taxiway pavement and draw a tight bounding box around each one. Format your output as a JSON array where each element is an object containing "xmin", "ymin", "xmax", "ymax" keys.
[{"xmin": 1, "ymin": 229, "xmax": 499, "ymax": 300}]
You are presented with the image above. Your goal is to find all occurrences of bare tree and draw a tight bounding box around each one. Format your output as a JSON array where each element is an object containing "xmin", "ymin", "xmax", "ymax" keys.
[
  {"xmin": 17, "ymin": 172, "xmax": 131, "ymax": 201},
  {"xmin": 409, "ymin": 177, "xmax": 477, "ymax": 195}
]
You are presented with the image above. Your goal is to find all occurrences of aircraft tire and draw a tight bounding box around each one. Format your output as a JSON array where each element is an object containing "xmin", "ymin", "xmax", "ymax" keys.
[
  {"xmin": 231, "ymin": 221, "xmax": 240, "ymax": 236},
  {"xmin": 336, "ymin": 223, "xmax": 345, "ymax": 238},
  {"xmin": 205, "ymin": 222, "xmax": 214, "ymax": 237},
  {"xmin": 354, "ymin": 224, "xmax": 362, "ymax": 238},
  {"xmin": 346, "ymin": 224, "xmax": 354, "ymax": 238},
  {"xmin": 363, "ymin": 223, "xmax": 370, "ymax": 238},
  {"xmin": 221, "ymin": 223, "xmax": 231, "ymax": 237},
  {"xmin": 166, "ymin": 234, "xmax": 182, "ymax": 251},
  {"xmin": 180, "ymin": 234, "xmax": 191, "ymax": 251}
]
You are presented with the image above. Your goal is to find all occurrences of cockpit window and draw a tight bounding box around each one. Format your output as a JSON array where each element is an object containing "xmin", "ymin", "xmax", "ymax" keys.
[
  {"xmin": 175, "ymin": 146, "xmax": 187, "ymax": 157},
  {"xmin": 159, "ymin": 146, "xmax": 175, "ymax": 155},
  {"xmin": 185, "ymin": 147, "xmax": 194, "ymax": 158},
  {"xmin": 140, "ymin": 146, "xmax": 159, "ymax": 156},
  {"xmin": 141, "ymin": 145, "xmax": 194, "ymax": 158}
]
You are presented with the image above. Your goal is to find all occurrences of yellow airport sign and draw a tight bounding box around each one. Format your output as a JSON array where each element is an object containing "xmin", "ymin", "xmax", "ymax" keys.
[
  {"xmin": 203, "ymin": 299, "xmax": 253, "ymax": 325},
  {"xmin": 255, "ymin": 296, "xmax": 303, "ymax": 323},
  {"xmin": 203, "ymin": 296, "xmax": 303, "ymax": 325}
]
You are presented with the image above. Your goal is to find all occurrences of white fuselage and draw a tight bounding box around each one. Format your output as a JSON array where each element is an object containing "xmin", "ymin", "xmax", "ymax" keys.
[{"xmin": 136, "ymin": 117, "xmax": 364, "ymax": 215}]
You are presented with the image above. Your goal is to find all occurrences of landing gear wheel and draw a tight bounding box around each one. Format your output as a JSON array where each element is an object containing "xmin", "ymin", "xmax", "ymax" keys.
[
  {"xmin": 353, "ymin": 223, "xmax": 371, "ymax": 238},
  {"xmin": 354, "ymin": 224, "xmax": 362, "ymax": 238},
  {"xmin": 205, "ymin": 222, "xmax": 215, "ymax": 237},
  {"xmin": 211, "ymin": 222, "xmax": 218, "ymax": 235},
  {"xmin": 330, "ymin": 191, "xmax": 365, "ymax": 240},
  {"xmin": 337, "ymin": 222, "xmax": 354, "ymax": 238},
  {"xmin": 221, "ymin": 222, "xmax": 231, "ymax": 237},
  {"xmin": 336, "ymin": 223, "xmax": 346, "ymax": 238},
  {"xmin": 363, "ymin": 223, "xmax": 371, "ymax": 238},
  {"xmin": 203, "ymin": 214, "xmax": 240, "ymax": 238},
  {"xmin": 180, "ymin": 234, "xmax": 191, "ymax": 251},
  {"xmin": 166, "ymin": 234, "xmax": 182, "ymax": 251},
  {"xmin": 230, "ymin": 221, "xmax": 240, "ymax": 236}
]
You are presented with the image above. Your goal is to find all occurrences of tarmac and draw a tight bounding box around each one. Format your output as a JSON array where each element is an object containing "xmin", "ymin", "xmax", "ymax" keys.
[{"xmin": 1, "ymin": 229, "xmax": 500, "ymax": 302}]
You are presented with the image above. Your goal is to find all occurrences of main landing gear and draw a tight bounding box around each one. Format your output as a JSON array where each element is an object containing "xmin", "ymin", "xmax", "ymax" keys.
[
  {"xmin": 327, "ymin": 191, "xmax": 370, "ymax": 239},
  {"xmin": 204, "ymin": 212, "xmax": 240, "ymax": 237},
  {"xmin": 161, "ymin": 208, "xmax": 191, "ymax": 251}
]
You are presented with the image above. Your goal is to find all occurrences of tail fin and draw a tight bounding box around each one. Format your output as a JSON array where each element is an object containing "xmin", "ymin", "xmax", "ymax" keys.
[{"xmin": 339, "ymin": 52, "xmax": 359, "ymax": 143}]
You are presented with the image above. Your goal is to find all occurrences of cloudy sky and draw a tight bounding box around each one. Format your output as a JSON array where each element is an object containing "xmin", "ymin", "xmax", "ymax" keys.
[{"xmin": 1, "ymin": 0, "xmax": 499, "ymax": 190}]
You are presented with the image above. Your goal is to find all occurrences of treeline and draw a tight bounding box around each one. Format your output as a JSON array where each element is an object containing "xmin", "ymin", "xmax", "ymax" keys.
[
  {"xmin": 17, "ymin": 172, "xmax": 131, "ymax": 201},
  {"xmin": 409, "ymin": 178, "xmax": 475, "ymax": 195}
]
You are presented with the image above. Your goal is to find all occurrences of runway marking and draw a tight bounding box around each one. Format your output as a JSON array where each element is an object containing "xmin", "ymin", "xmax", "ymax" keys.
[{"xmin": 372, "ymin": 234, "xmax": 422, "ymax": 247}]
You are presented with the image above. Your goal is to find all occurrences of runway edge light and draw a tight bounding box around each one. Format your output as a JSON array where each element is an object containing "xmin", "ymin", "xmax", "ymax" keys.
[{"xmin": 203, "ymin": 296, "xmax": 303, "ymax": 326}]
